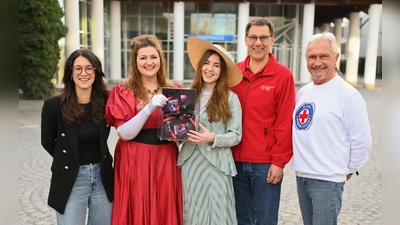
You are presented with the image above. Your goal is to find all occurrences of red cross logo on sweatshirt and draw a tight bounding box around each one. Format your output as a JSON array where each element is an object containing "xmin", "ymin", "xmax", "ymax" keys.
[
  {"xmin": 299, "ymin": 109, "xmax": 309, "ymax": 124},
  {"xmin": 294, "ymin": 102, "xmax": 315, "ymax": 130}
]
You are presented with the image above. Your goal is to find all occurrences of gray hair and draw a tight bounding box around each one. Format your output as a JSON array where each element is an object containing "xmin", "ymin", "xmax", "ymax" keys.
[
  {"xmin": 306, "ymin": 32, "xmax": 339, "ymax": 56},
  {"xmin": 245, "ymin": 17, "xmax": 274, "ymax": 37}
]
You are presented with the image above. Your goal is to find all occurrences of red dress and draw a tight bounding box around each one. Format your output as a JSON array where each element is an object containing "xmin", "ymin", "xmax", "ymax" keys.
[{"xmin": 106, "ymin": 84, "xmax": 183, "ymax": 225}]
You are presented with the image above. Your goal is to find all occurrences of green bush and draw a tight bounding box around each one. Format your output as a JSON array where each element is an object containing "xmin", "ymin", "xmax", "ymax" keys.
[{"xmin": 19, "ymin": 0, "xmax": 67, "ymax": 99}]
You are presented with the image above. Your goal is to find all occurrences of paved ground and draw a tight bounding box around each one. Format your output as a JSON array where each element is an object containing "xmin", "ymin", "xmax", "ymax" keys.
[{"xmin": 19, "ymin": 86, "xmax": 381, "ymax": 225}]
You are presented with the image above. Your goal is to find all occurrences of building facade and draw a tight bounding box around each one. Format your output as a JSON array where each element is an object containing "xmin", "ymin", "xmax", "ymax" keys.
[{"xmin": 57, "ymin": 0, "xmax": 382, "ymax": 88}]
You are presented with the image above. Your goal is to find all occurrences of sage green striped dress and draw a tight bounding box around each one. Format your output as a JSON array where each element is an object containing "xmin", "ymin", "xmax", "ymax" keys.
[
  {"xmin": 180, "ymin": 147, "xmax": 236, "ymax": 225},
  {"xmin": 177, "ymin": 90, "xmax": 242, "ymax": 225}
]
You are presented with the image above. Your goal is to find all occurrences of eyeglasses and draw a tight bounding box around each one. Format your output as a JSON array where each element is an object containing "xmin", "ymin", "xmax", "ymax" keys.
[
  {"xmin": 71, "ymin": 66, "xmax": 96, "ymax": 75},
  {"xmin": 246, "ymin": 35, "xmax": 271, "ymax": 43}
]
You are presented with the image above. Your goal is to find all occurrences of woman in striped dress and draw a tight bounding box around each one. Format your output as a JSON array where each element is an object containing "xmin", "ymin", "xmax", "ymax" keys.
[{"xmin": 177, "ymin": 37, "xmax": 243, "ymax": 225}]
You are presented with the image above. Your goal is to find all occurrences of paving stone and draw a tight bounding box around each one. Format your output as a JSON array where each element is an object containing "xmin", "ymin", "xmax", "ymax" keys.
[{"xmin": 19, "ymin": 87, "xmax": 382, "ymax": 225}]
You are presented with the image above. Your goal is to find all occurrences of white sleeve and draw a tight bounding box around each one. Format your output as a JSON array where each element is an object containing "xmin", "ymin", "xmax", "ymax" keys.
[
  {"xmin": 343, "ymin": 92, "xmax": 372, "ymax": 172},
  {"xmin": 117, "ymin": 107, "xmax": 150, "ymax": 140},
  {"xmin": 118, "ymin": 94, "xmax": 167, "ymax": 140}
]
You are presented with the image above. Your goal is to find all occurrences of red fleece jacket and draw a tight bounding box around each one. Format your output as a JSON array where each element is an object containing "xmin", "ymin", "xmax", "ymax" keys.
[{"xmin": 230, "ymin": 53, "xmax": 295, "ymax": 168}]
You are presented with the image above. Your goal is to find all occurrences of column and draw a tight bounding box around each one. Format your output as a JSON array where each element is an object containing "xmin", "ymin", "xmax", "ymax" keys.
[
  {"xmin": 299, "ymin": 3, "xmax": 315, "ymax": 85},
  {"xmin": 56, "ymin": 0, "xmax": 66, "ymax": 87},
  {"xmin": 109, "ymin": 1, "xmax": 121, "ymax": 82},
  {"xmin": 92, "ymin": 0, "xmax": 104, "ymax": 66},
  {"xmin": 237, "ymin": 2, "xmax": 249, "ymax": 62},
  {"xmin": 57, "ymin": 46, "xmax": 66, "ymax": 88},
  {"xmin": 364, "ymin": 4, "xmax": 381, "ymax": 89},
  {"xmin": 64, "ymin": 0, "xmax": 80, "ymax": 57},
  {"xmin": 345, "ymin": 12, "xmax": 361, "ymax": 86},
  {"xmin": 321, "ymin": 23, "xmax": 330, "ymax": 32},
  {"xmin": 292, "ymin": 5, "xmax": 300, "ymax": 83},
  {"xmin": 334, "ymin": 18, "xmax": 343, "ymax": 71},
  {"xmin": 173, "ymin": 1, "xmax": 184, "ymax": 83}
]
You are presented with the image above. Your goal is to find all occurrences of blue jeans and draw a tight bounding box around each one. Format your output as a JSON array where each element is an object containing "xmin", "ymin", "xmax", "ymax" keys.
[
  {"xmin": 56, "ymin": 163, "xmax": 112, "ymax": 225},
  {"xmin": 233, "ymin": 162, "xmax": 282, "ymax": 225},
  {"xmin": 296, "ymin": 176, "xmax": 345, "ymax": 225}
]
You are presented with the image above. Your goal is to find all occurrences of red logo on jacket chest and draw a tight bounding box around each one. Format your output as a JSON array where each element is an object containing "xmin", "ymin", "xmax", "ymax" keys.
[{"xmin": 260, "ymin": 85, "xmax": 274, "ymax": 91}]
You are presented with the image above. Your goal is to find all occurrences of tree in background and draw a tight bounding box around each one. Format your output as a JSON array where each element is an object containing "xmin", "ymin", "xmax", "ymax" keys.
[{"xmin": 19, "ymin": 0, "xmax": 67, "ymax": 99}]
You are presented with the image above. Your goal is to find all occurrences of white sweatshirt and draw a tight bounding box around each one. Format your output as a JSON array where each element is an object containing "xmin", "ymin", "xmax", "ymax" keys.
[{"xmin": 292, "ymin": 75, "xmax": 371, "ymax": 182}]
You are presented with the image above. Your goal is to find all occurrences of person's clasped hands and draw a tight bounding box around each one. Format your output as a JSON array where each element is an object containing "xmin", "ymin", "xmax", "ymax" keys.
[{"xmin": 144, "ymin": 94, "xmax": 168, "ymax": 115}]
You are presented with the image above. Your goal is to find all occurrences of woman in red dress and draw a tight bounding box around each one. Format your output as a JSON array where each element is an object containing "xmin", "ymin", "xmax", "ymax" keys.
[{"xmin": 106, "ymin": 35, "xmax": 182, "ymax": 225}]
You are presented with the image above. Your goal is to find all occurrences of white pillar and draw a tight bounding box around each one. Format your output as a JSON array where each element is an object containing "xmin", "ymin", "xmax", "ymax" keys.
[
  {"xmin": 91, "ymin": 0, "xmax": 104, "ymax": 66},
  {"xmin": 364, "ymin": 4, "xmax": 381, "ymax": 89},
  {"xmin": 292, "ymin": 5, "xmax": 300, "ymax": 83},
  {"xmin": 65, "ymin": 0, "xmax": 80, "ymax": 57},
  {"xmin": 173, "ymin": 2, "xmax": 184, "ymax": 83},
  {"xmin": 334, "ymin": 18, "xmax": 343, "ymax": 71},
  {"xmin": 237, "ymin": 2, "xmax": 250, "ymax": 62},
  {"xmin": 109, "ymin": 1, "xmax": 121, "ymax": 82},
  {"xmin": 57, "ymin": 46, "xmax": 66, "ymax": 88},
  {"xmin": 56, "ymin": 0, "xmax": 66, "ymax": 87},
  {"xmin": 322, "ymin": 23, "xmax": 330, "ymax": 32},
  {"xmin": 345, "ymin": 12, "xmax": 361, "ymax": 86},
  {"xmin": 299, "ymin": 4, "xmax": 315, "ymax": 84}
]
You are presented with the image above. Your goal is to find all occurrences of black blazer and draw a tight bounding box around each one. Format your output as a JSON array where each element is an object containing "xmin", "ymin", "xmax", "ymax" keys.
[{"xmin": 41, "ymin": 96, "xmax": 114, "ymax": 214}]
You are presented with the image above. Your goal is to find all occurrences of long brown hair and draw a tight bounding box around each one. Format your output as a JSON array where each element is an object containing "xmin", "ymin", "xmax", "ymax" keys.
[
  {"xmin": 190, "ymin": 50, "xmax": 232, "ymax": 124},
  {"xmin": 124, "ymin": 35, "xmax": 174, "ymax": 105},
  {"xmin": 60, "ymin": 49, "xmax": 109, "ymax": 125}
]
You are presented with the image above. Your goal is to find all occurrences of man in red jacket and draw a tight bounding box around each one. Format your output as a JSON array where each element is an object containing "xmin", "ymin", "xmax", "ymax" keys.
[{"xmin": 230, "ymin": 17, "xmax": 296, "ymax": 225}]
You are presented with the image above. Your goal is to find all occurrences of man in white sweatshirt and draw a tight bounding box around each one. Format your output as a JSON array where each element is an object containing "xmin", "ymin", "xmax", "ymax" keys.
[{"xmin": 292, "ymin": 32, "xmax": 371, "ymax": 225}]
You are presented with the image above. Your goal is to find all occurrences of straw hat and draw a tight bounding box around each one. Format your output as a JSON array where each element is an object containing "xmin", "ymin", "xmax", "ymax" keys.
[{"xmin": 187, "ymin": 36, "xmax": 243, "ymax": 87}]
